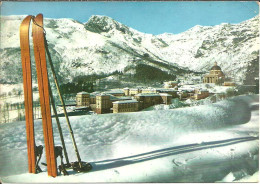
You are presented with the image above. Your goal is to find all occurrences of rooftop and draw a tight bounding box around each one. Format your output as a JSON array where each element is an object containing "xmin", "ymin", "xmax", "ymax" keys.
[
  {"xmin": 159, "ymin": 93, "xmax": 172, "ymax": 96},
  {"xmin": 105, "ymin": 89, "xmax": 124, "ymax": 94},
  {"xmin": 156, "ymin": 88, "xmax": 178, "ymax": 92},
  {"xmin": 135, "ymin": 93, "xmax": 160, "ymax": 97},
  {"xmin": 117, "ymin": 96, "xmax": 133, "ymax": 100},
  {"xmin": 112, "ymin": 100, "xmax": 138, "ymax": 104},
  {"xmin": 96, "ymin": 93, "xmax": 110, "ymax": 97},
  {"xmin": 110, "ymin": 96, "xmax": 132, "ymax": 101},
  {"xmin": 211, "ymin": 62, "xmax": 222, "ymax": 71},
  {"xmin": 130, "ymin": 88, "xmax": 141, "ymax": 91},
  {"xmin": 77, "ymin": 91, "xmax": 89, "ymax": 95}
]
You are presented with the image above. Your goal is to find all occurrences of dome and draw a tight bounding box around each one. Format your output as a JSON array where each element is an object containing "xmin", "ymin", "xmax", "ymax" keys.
[
  {"xmin": 210, "ymin": 62, "xmax": 222, "ymax": 70},
  {"xmin": 211, "ymin": 65, "xmax": 222, "ymax": 70}
]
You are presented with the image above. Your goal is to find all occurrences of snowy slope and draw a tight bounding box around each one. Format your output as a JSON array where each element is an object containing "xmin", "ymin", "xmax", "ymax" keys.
[
  {"xmin": 157, "ymin": 17, "xmax": 259, "ymax": 81},
  {"xmin": 0, "ymin": 15, "xmax": 259, "ymax": 84},
  {"xmin": 0, "ymin": 95, "xmax": 258, "ymax": 182}
]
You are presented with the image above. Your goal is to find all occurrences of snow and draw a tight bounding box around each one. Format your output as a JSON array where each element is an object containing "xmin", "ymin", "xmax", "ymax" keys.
[
  {"xmin": 113, "ymin": 99, "xmax": 138, "ymax": 104},
  {"xmin": 234, "ymin": 171, "xmax": 259, "ymax": 182},
  {"xmin": 135, "ymin": 93, "xmax": 160, "ymax": 96},
  {"xmin": 179, "ymin": 83, "xmax": 236, "ymax": 94},
  {"xmin": 76, "ymin": 91, "xmax": 89, "ymax": 95},
  {"xmin": 0, "ymin": 84, "xmax": 22, "ymax": 94},
  {"xmin": 159, "ymin": 93, "xmax": 172, "ymax": 96},
  {"xmin": 0, "ymin": 15, "xmax": 258, "ymax": 84},
  {"xmin": 0, "ymin": 94, "xmax": 258, "ymax": 182},
  {"xmin": 221, "ymin": 172, "xmax": 236, "ymax": 182},
  {"xmin": 0, "ymin": 84, "xmax": 39, "ymax": 105}
]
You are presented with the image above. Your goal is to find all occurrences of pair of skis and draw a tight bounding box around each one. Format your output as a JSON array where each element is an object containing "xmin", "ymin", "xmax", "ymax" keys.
[
  {"xmin": 20, "ymin": 14, "xmax": 92, "ymax": 177},
  {"xmin": 20, "ymin": 14, "xmax": 57, "ymax": 177}
]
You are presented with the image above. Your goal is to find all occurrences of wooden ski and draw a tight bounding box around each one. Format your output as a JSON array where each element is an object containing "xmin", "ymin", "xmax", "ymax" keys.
[
  {"xmin": 32, "ymin": 14, "xmax": 57, "ymax": 177},
  {"xmin": 20, "ymin": 15, "xmax": 36, "ymax": 174}
]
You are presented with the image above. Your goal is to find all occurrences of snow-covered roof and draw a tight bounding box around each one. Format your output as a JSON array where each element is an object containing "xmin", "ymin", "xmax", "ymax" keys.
[
  {"xmin": 130, "ymin": 88, "xmax": 141, "ymax": 91},
  {"xmin": 117, "ymin": 96, "xmax": 133, "ymax": 100},
  {"xmin": 200, "ymin": 89, "xmax": 209, "ymax": 92},
  {"xmin": 159, "ymin": 93, "xmax": 172, "ymax": 97},
  {"xmin": 178, "ymin": 88, "xmax": 195, "ymax": 92},
  {"xmin": 91, "ymin": 91, "xmax": 101, "ymax": 94},
  {"xmin": 135, "ymin": 93, "xmax": 160, "ymax": 97},
  {"xmin": 77, "ymin": 91, "xmax": 89, "ymax": 95},
  {"xmin": 112, "ymin": 99, "xmax": 138, "ymax": 104},
  {"xmin": 110, "ymin": 96, "xmax": 119, "ymax": 100},
  {"xmin": 156, "ymin": 88, "xmax": 178, "ymax": 92},
  {"xmin": 105, "ymin": 90, "xmax": 124, "ymax": 94},
  {"xmin": 110, "ymin": 96, "xmax": 132, "ymax": 101},
  {"xmin": 97, "ymin": 93, "xmax": 110, "ymax": 97},
  {"xmin": 142, "ymin": 88, "xmax": 156, "ymax": 91}
]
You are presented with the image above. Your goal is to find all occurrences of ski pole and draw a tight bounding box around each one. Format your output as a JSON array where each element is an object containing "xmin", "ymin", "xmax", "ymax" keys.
[
  {"xmin": 48, "ymin": 81, "xmax": 70, "ymax": 165},
  {"xmin": 43, "ymin": 34, "xmax": 83, "ymax": 168}
]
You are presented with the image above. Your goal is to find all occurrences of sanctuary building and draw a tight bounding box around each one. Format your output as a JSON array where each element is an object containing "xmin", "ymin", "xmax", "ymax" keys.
[{"xmin": 203, "ymin": 62, "xmax": 225, "ymax": 84}]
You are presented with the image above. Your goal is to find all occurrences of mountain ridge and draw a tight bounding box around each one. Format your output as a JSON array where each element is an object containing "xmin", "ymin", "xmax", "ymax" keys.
[{"xmin": 0, "ymin": 15, "xmax": 259, "ymax": 85}]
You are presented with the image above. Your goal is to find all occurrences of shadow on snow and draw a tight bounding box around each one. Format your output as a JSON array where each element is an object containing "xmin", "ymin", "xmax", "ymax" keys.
[{"xmin": 90, "ymin": 136, "xmax": 258, "ymax": 172}]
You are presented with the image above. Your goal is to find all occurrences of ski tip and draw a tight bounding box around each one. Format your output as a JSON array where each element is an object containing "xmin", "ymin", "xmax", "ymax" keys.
[
  {"xmin": 20, "ymin": 15, "xmax": 32, "ymax": 27},
  {"xmin": 35, "ymin": 14, "xmax": 43, "ymax": 19},
  {"xmin": 20, "ymin": 15, "xmax": 33, "ymax": 39}
]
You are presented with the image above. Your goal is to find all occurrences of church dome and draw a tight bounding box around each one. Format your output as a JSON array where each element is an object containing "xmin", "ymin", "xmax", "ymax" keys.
[{"xmin": 211, "ymin": 62, "xmax": 222, "ymax": 70}]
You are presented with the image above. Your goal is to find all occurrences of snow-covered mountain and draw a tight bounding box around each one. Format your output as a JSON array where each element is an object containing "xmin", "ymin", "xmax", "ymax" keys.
[{"xmin": 0, "ymin": 15, "xmax": 259, "ymax": 84}]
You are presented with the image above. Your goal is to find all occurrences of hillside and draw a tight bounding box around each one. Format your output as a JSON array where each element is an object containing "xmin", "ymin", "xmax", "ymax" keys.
[{"xmin": 0, "ymin": 15, "xmax": 259, "ymax": 85}]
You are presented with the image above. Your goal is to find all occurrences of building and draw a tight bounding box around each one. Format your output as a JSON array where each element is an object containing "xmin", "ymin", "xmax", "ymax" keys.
[
  {"xmin": 178, "ymin": 90, "xmax": 189, "ymax": 100},
  {"xmin": 203, "ymin": 62, "xmax": 225, "ymax": 84},
  {"xmin": 159, "ymin": 93, "xmax": 172, "ymax": 105},
  {"xmin": 194, "ymin": 89, "xmax": 209, "ymax": 100},
  {"xmin": 128, "ymin": 88, "xmax": 142, "ymax": 96},
  {"xmin": 157, "ymin": 88, "xmax": 179, "ymax": 98},
  {"xmin": 90, "ymin": 95, "xmax": 96, "ymax": 104},
  {"xmin": 164, "ymin": 81, "xmax": 178, "ymax": 88},
  {"xmin": 124, "ymin": 87, "xmax": 178, "ymax": 98},
  {"xmin": 96, "ymin": 94, "xmax": 110, "ymax": 114},
  {"xmin": 141, "ymin": 88, "xmax": 158, "ymax": 94},
  {"xmin": 191, "ymin": 76, "xmax": 203, "ymax": 84},
  {"xmin": 123, "ymin": 88, "xmax": 130, "ymax": 96},
  {"xmin": 134, "ymin": 93, "xmax": 162, "ymax": 110},
  {"xmin": 124, "ymin": 87, "xmax": 142, "ymax": 96},
  {"xmin": 76, "ymin": 92, "xmax": 90, "ymax": 107},
  {"xmin": 112, "ymin": 100, "xmax": 139, "ymax": 113},
  {"xmin": 223, "ymin": 81, "xmax": 236, "ymax": 86},
  {"xmin": 105, "ymin": 89, "xmax": 125, "ymax": 97}
]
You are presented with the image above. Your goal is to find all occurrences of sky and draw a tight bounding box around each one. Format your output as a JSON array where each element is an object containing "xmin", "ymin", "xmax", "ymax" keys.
[{"xmin": 1, "ymin": 1, "xmax": 259, "ymax": 35}]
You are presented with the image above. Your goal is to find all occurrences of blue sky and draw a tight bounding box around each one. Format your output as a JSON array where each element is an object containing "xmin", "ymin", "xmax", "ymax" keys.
[{"xmin": 1, "ymin": 1, "xmax": 259, "ymax": 35}]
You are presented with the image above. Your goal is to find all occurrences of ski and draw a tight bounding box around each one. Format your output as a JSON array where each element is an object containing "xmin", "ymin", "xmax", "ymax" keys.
[
  {"xmin": 20, "ymin": 15, "xmax": 36, "ymax": 174},
  {"xmin": 32, "ymin": 14, "xmax": 57, "ymax": 177},
  {"xmin": 20, "ymin": 13, "xmax": 92, "ymax": 177}
]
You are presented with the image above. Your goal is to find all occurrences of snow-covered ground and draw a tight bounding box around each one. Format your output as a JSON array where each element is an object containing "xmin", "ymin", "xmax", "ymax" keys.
[{"xmin": 0, "ymin": 95, "xmax": 258, "ymax": 183}]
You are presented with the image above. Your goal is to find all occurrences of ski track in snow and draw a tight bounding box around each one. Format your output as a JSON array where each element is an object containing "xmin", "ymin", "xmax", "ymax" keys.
[{"xmin": 0, "ymin": 95, "xmax": 259, "ymax": 182}]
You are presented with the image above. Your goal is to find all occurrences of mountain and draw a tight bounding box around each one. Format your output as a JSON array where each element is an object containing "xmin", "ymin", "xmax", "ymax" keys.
[{"xmin": 0, "ymin": 15, "xmax": 259, "ymax": 85}]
